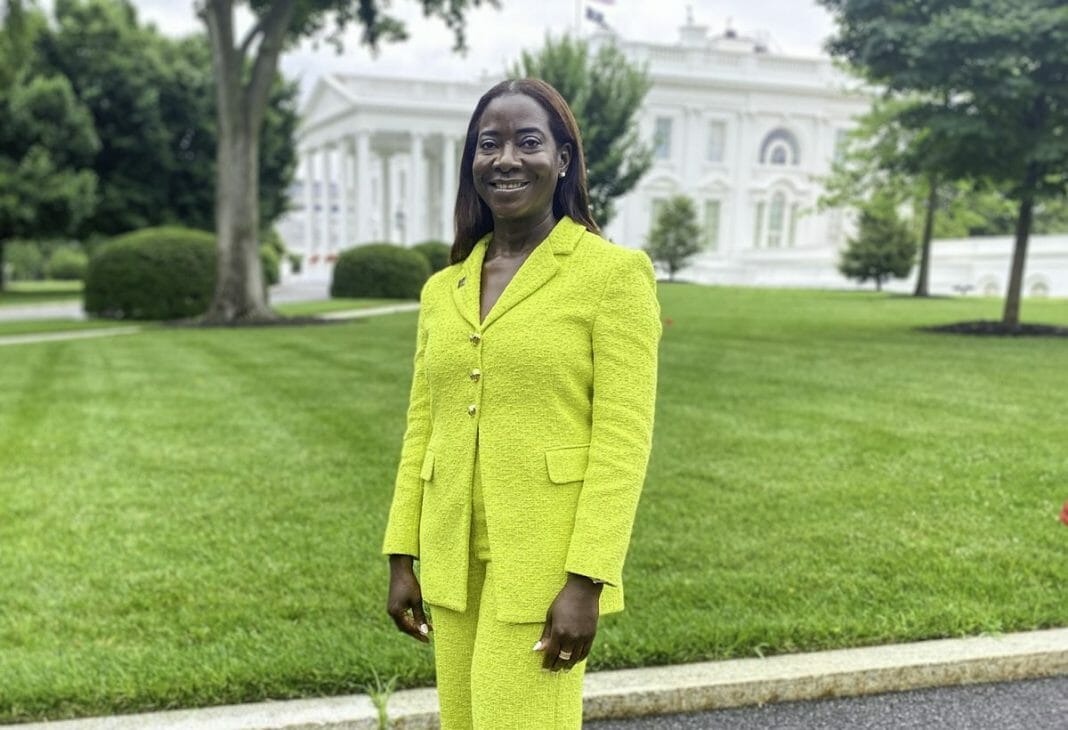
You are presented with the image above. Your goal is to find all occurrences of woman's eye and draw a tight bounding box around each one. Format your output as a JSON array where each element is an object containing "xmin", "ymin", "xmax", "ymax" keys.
[
  {"xmin": 521, "ymin": 138, "xmax": 541, "ymax": 149},
  {"xmin": 479, "ymin": 140, "xmax": 497, "ymax": 150}
]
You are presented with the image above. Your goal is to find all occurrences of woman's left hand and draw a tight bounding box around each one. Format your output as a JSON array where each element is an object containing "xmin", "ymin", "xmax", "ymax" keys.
[{"xmin": 534, "ymin": 573, "xmax": 602, "ymax": 672}]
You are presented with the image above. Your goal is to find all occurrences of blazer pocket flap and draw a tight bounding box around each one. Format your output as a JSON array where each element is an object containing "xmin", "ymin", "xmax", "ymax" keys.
[
  {"xmin": 420, "ymin": 450, "xmax": 435, "ymax": 481},
  {"xmin": 545, "ymin": 445, "xmax": 590, "ymax": 484}
]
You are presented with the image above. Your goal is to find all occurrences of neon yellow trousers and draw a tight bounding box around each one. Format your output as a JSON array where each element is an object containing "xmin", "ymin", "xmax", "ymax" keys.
[{"xmin": 428, "ymin": 452, "xmax": 587, "ymax": 729}]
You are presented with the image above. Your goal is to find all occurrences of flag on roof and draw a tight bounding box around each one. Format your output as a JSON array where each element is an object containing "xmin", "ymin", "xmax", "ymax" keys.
[{"xmin": 586, "ymin": 6, "xmax": 608, "ymax": 27}]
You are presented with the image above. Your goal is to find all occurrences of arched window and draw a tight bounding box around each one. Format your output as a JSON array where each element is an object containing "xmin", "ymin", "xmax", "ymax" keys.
[{"xmin": 759, "ymin": 128, "xmax": 801, "ymax": 165}]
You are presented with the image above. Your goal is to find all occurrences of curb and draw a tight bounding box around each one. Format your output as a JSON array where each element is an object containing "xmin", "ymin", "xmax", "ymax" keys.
[
  {"xmin": 318, "ymin": 303, "xmax": 421, "ymax": 320},
  {"xmin": 9, "ymin": 628, "xmax": 1067, "ymax": 729}
]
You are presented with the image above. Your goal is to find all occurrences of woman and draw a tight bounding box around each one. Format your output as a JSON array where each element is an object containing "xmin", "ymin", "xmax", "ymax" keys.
[{"xmin": 382, "ymin": 78, "xmax": 661, "ymax": 729}]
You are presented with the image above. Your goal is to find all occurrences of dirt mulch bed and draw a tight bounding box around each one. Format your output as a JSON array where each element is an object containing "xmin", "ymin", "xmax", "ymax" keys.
[{"xmin": 921, "ymin": 320, "xmax": 1068, "ymax": 337}]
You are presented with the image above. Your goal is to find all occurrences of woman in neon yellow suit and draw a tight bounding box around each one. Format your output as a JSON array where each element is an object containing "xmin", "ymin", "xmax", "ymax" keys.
[{"xmin": 383, "ymin": 78, "xmax": 661, "ymax": 729}]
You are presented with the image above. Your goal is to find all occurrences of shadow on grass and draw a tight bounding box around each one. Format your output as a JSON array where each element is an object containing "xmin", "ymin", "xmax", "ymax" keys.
[{"xmin": 920, "ymin": 320, "xmax": 1068, "ymax": 337}]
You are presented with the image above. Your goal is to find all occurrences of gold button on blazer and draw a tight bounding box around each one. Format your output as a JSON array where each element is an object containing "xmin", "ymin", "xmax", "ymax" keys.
[{"xmin": 381, "ymin": 216, "xmax": 662, "ymax": 624}]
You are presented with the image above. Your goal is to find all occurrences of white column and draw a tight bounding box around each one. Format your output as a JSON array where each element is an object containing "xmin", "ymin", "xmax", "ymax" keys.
[
  {"xmin": 356, "ymin": 130, "xmax": 372, "ymax": 243},
  {"xmin": 381, "ymin": 153, "xmax": 392, "ymax": 243},
  {"xmin": 302, "ymin": 148, "xmax": 315, "ymax": 258},
  {"xmin": 339, "ymin": 138, "xmax": 352, "ymax": 250},
  {"xmin": 320, "ymin": 145, "xmax": 333, "ymax": 258},
  {"xmin": 408, "ymin": 133, "xmax": 425, "ymax": 244},
  {"xmin": 732, "ymin": 112, "xmax": 754, "ymax": 254},
  {"xmin": 440, "ymin": 134, "xmax": 457, "ymax": 242}
]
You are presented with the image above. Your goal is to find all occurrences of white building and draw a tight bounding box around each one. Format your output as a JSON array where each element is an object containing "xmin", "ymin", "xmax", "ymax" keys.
[{"xmin": 281, "ymin": 15, "xmax": 1068, "ymax": 298}]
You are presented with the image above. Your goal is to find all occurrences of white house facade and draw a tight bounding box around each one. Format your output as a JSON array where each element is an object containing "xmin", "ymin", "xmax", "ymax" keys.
[{"xmin": 279, "ymin": 16, "xmax": 1068, "ymax": 298}]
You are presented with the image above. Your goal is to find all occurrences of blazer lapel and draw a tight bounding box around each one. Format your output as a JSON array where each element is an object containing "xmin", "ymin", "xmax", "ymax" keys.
[
  {"xmin": 451, "ymin": 234, "xmax": 489, "ymax": 330},
  {"xmin": 481, "ymin": 217, "xmax": 584, "ymax": 331}
]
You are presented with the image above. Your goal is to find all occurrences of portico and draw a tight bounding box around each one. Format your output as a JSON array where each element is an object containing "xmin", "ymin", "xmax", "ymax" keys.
[{"xmin": 292, "ymin": 75, "xmax": 481, "ymax": 276}]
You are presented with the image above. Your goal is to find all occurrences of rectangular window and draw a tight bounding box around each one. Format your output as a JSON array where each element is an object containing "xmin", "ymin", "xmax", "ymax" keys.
[
  {"xmin": 788, "ymin": 203, "xmax": 800, "ymax": 247},
  {"xmin": 767, "ymin": 193, "xmax": 785, "ymax": 248},
  {"xmin": 650, "ymin": 197, "xmax": 667, "ymax": 231},
  {"xmin": 704, "ymin": 200, "xmax": 721, "ymax": 251},
  {"xmin": 753, "ymin": 202, "xmax": 765, "ymax": 248},
  {"xmin": 707, "ymin": 121, "xmax": 726, "ymax": 163},
  {"xmin": 654, "ymin": 117, "xmax": 673, "ymax": 160}
]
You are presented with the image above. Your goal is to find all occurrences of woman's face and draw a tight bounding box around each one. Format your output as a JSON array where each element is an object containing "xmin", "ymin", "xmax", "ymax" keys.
[{"xmin": 472, "ymin": 93, "xmax": 571, "ymax": 226}]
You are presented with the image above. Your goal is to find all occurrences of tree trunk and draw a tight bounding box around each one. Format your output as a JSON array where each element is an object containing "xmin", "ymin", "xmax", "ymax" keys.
[
  {"xmin": 203, "ymin": 121, "xmax": 274, "ymax": 323},
  {"xmin": 0, "ymin": 241, "xmax": 6, "ymax": 292},
  {"xmin": 1001, "ymin": 186, "xmax": 1035, "ymax": 329},
  {"xmin": 913, "ymin": 174, "xmax": 937, "ymax": 297},
  {"xmin": 200, "ymin": 0, "xmax": 293, "ymax": 324}
]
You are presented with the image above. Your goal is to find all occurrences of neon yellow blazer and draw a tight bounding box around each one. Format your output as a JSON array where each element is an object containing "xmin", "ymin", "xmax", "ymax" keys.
[{"xmin": 381, "ymin": 216, "xmax": 661, "ymax": 624}]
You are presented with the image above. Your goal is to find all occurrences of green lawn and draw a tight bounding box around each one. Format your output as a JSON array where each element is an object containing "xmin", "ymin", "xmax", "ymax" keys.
[
  {"xmin": 0, "ymin": 287, "xmax": 1066, "ymax": 722},
  {"xmin": 0, "ymin": 280, "xmax": 83, "ymax": 307}
]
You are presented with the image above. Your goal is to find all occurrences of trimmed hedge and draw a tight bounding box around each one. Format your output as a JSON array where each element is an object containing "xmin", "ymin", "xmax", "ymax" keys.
[
  {"xmin": 412, "ymin": 240, "xmax": 452, "ymax": 273},
  {"xmin": 331, "ymin": 243, "xmax": 430, "ymax": 300},
  {"xmin": 85, "ymin": 227, "xmax": 216, "ymax": 320}
]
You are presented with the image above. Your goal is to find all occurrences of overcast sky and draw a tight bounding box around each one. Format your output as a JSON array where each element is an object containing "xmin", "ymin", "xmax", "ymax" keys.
[{"xmin": 51, "ymin": 1, "xmax": 837, "ymax": 99}]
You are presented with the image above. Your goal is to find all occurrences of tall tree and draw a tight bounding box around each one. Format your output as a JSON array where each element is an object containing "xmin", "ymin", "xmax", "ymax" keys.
[
  {"xmin": 511, "ymin": 34, "xmax": 652, "ymax": 227},
  {"xmin": 196, "ymin": 0, "xmax": 494, "ymax": 324},
  {"xmin": 0, "ymin": 0, "xmax": 98, "ymax": 291},
  {"xmin": 644, "ymin": 195, "xmax": 700, "ymax": 281},
  {"xmin": 819, "ymin": 0, "xmax": 1068, "ymax": 329},
  {"xmin": 37, "ymin": 0, "xmax": 298, "ymax": 237}
]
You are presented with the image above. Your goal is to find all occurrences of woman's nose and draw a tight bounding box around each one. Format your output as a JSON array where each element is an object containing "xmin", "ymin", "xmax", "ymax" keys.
[{"xmin": 494, "ymin": 142, "xmax": 519, "ymax": 171}]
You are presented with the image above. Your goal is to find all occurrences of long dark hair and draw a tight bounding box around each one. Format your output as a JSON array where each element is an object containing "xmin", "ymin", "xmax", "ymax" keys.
[{"xmin": 450, "ymin": 78, "xmax": 600, "ymax": 264}]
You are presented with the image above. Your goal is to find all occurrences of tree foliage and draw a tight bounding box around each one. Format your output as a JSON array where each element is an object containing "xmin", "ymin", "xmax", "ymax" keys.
[
  {"xmin": 645, "ymin": 195, "xmax": 701, "ymax": 281},
  {"xmin": 511, "ymin": 34, "xmax": 652, "ymax": 226},
  {"xmin": 839, "ymin": 197, "xmax": 916, "ymax": 292},
  {"xmin": 819, "ymin": 0, "xmax": 1068, "ymax": 327},
  {"xmin": 35, "ymin": 0, "xmax": 298, "ymax": 237},
  {"xmin": 819, "ymin": 97, "xmax": 946, "ymax": 296},
  {"xmin": 0, "ymin": 0, "xmax": 98, "ymax": 290}
]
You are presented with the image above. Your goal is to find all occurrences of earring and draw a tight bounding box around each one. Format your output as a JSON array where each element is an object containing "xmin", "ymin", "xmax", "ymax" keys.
[{"xmin": 560, "ymin": 171, "xmax": 566, "ymax": 178}]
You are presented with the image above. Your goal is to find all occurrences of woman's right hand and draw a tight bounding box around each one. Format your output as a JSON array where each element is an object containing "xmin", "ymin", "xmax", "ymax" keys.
[{"xmin": 386, "ymin": 554, "xmax": 433, "ymax": 644}]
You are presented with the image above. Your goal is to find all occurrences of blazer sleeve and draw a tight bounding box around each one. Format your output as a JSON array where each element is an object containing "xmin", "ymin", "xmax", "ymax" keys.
[
  {"xmin": 381, "ymin": 280, "xmax": 433, "ymax": 558},
  {"xmin": 564, "ymin": 250, "xmax": 662, "ymax": 586}
]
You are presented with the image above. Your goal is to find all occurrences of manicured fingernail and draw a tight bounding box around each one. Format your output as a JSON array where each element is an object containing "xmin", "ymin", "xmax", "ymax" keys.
[
  {"xmin": 419, "ymin": 623, "xmax": 429, "ymax": 635},
  {"xmin": 532, "ymin": 640, "xmax": 543, "ymax": 651}
]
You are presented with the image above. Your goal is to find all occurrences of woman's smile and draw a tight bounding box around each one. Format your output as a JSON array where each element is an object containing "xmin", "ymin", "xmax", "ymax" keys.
[{"xmin": 491, "ymin": 180, "xmax": 531, "ymax": 192}]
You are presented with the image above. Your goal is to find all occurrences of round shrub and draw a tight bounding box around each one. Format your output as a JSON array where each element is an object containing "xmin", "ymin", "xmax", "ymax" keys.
[
  {"xmin": 412, "ymin": 240, "xmax": 452, "ymax": 273},
  {"xmin": 331, "ymin": 243, "xmax": 430, "ymax": 300},
  {"xmin": 46, "ymin": 247, "xmax": 89, "ymax": 281},
  {"xmin": 84, "ymin": 227, "xmax": 216, "ymax": 320}
]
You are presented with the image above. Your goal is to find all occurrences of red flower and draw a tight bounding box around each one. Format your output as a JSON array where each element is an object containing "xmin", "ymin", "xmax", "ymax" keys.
[{"xmin": 1060, "ymin": 500, "xmax": 1068, "ymax": 527}]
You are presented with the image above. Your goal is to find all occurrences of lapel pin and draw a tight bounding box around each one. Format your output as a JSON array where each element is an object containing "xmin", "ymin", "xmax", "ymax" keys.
[{"xmin": 458, "ymin": 276, "xmax": 466, "ymax": 288}]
